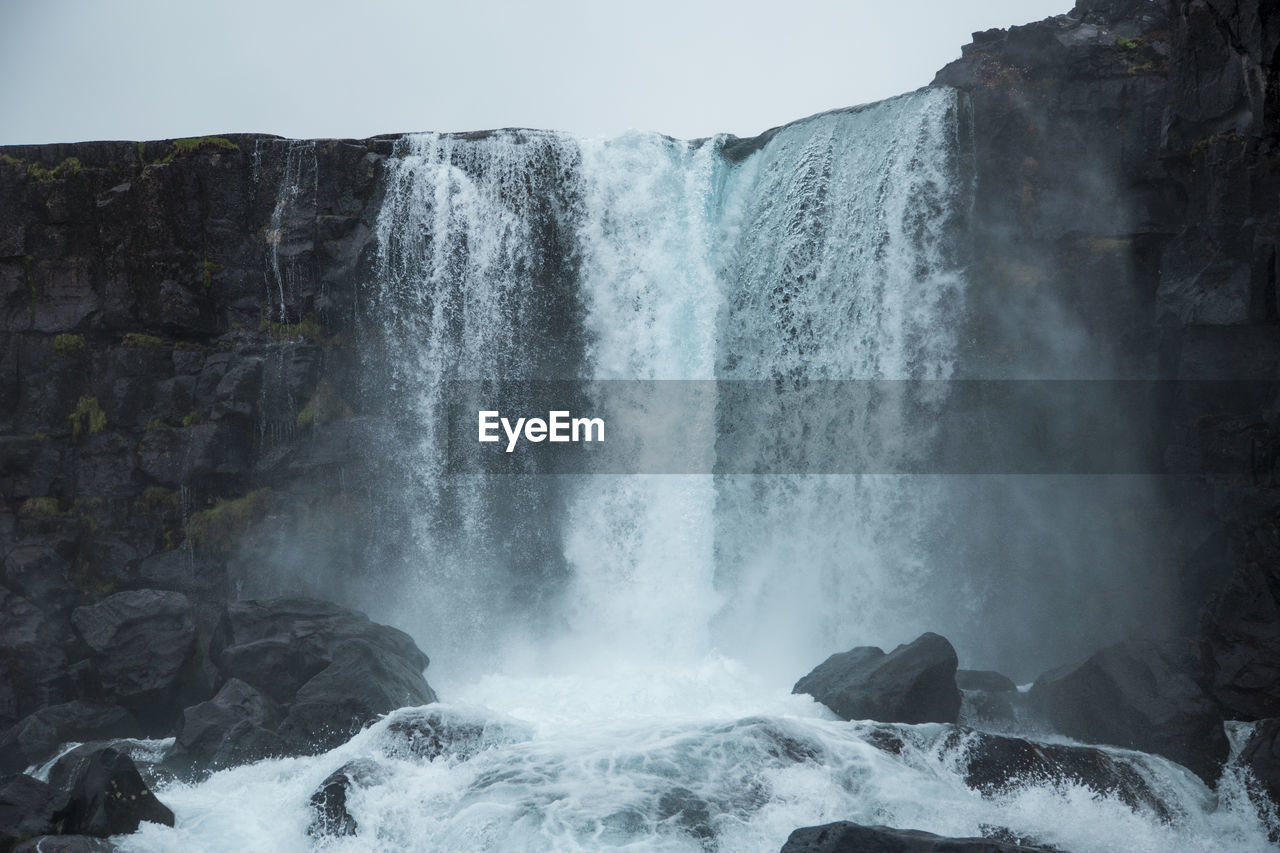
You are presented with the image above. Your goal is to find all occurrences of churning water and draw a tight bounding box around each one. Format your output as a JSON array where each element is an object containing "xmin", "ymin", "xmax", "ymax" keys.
[{"xmin": 119, "ymin": 88, "xmax": 1278, "ymax": 852}]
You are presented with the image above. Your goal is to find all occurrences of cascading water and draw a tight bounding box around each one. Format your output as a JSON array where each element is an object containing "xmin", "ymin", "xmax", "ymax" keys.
[{"xmin": 118, "ymin": 88, "xmax": 1279, "ymax": 852}]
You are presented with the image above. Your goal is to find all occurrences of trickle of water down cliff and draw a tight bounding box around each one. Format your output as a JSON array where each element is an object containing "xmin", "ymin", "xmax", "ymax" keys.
[{"xmin": 120, "ymin": 88, "xmax": 1278, "ymax": 852}]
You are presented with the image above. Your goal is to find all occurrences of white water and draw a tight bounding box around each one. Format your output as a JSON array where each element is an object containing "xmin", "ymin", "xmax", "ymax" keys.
[{"xmin": 119, "ymin": 90, "xmax": 1279, "ymax": 851}]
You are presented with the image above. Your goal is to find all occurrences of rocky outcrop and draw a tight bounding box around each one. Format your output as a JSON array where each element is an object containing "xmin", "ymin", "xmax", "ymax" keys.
[
  {"xmin": 1238, "ymin": 718, "xmax": 1280, "ymax": 818},
  {"xmin": 0, "ymin": 593, "xmax": 434, "ymax": 780},
  {"xmin": 779, "ymin": 821, "xmax": 1063, "ymax": 853},
  {"xmin": 0, "ymin": 774, "xmax": 63, "ymax": 853},
  {"xmin": 208, "ymin": 597, "xmax": 437, "ymax": 755},
  {"xmin": 0, "ymin": 702, "xmax": 142, "ymax": 776},
  {"xmin": 1028, "ymin": 639, "xmax": 1227, "ymax": 783},
  {"xmin": 0, "ymin": 748, "xmax": 171, "ymax": 851},
  {"xmin": 947, "ymin": 728, "xmax": 1173, "ymax": 819},
  {"xmin": 0, "ymin": 134, "xmax": 404, "ymax": 738},
  {"xmin": 793, "ymin": 633, "xmax": 962, "ymax": 724},
  {"xmin": 161, "ymin": 677, "xmax": 286, "ymax": 776},
  {"xmin": 52, "ymin": 747, "xmax": 174, "ymax": 837}
]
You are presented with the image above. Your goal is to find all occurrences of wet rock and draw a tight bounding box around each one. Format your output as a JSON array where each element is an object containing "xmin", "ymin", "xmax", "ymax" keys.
[
  {"xmin": 1029, "ymin": 639, "xmax": 1228, "ymax": 784},
  {"xmin": 1238, "ymin": 718, "xmax": 1280, "ymax": 816},
  {"xmin": 779, "ymin": 821, "xmax": 1062, "ymax": 852},
  {"xmin": 0, "ymin": 587, "xmax": 72, "ymax": 729},
  {"xmin": 278, "ymin": 638, "xmax": 436, "ymax": 752},
  {"xmin": 52, "ymin": 747, "xmax": 174, "ymax": 837},
  {"xmin": 793, "ymin": 633, "xmax": 961, "ymax": 724},
  {"xmin": 956, "ymin": 670, "xmax": 1017, "ymax": 692},
  {"xmin": 164, "ymin": 677, "xmax": 283, "ymax": 776},
  {"xmin": 377, "ymin": 705, "xmax": 534, "ymax": 765},
  {"xmin": 0, "ymin": 774, "xmax": 61, "ymax": 851},
  {"xmin": 0, "ymin": 702, "xmax": 143, "ymax": 775},
  {"xmin": 307, "ymin": 759, "xmax": 386, "ymax": 838},
  {"xmin": 1203, "ymin": 559, "xmax": 1280, "ymax": 721},
  {"xmin": 212, "ymin": 598, "xmax": 436, "ymax": 754},
  {"xmin": 947, "ymin": 728, "xmax": 1173, "ymax": 820},
  {"xmin": 70, "ymin": 590, "xmax": 204, "ymax": 730}
]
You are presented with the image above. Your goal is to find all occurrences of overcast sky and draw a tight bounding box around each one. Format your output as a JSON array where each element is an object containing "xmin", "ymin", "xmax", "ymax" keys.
[{"xmin": 1, "ymin": 0, "xmax": 1069, "ymax": 145}]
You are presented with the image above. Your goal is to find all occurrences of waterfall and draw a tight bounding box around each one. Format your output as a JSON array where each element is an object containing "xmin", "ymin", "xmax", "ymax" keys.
[{"xmin": 128, "ymin": 89, "xmax": 1276, "ymax": 853}]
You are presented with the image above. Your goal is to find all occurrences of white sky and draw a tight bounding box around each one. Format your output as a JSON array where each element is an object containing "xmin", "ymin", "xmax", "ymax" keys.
[{"xmin": 0, "ymin": 0, "xmax": 1069, "ymax": 144}]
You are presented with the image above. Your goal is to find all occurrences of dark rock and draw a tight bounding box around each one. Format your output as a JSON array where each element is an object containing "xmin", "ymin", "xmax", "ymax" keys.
[
  {"xmin": 209, "ymin": 598, "xmax": 435, "ymax": 754},
  {"xmin": 779, "ymin": 821, "xmax": 1061, "ymax": 852},
  {"xmin": 307, "ymin": 759, "xmax": 386, "ymax": 838},
  {"xmin": 0, "ymin": 587, "xmax": 72, "ymax": 728},
  {"xmin": 956, "ymin": 670, "xmax": 1017, "ymax": 692},
  {"xmin": 70, "ymin": 590, "xmax": 204, "ymax": 730},
  {"xmin": 1238, "ymin": 718, "xmax": 1280, "ymax": 815},
  {"xmin": 1029, "ymin": 639, "xmax": 1228, "ymax": 783},
  {"xmin": 52, "ymin": 747, "xmax": 174, "ymax": 837},
  {"xmin": 947, "ymin": 728, "xmax": 1172, "ymax": 820},
  {"xmin": 378, "ymin": 706, "xmax": 529, "ymax": 763},
  {"xmin": 164, "ymin": 677, "xmax": 284, "ymax": 776},
  {"xmin": 12, "ymin": 837, "xmax": 117, "ymax": 853},
  {"xmin": 1203, "ymin": 558, "xmax": 1280, "ymax": 720},
  {"xmin": 0, "ymin": 774, "xmax": 61, "ymax": 852},
  {"xmin": 793, "ymin": 633, "xmax": 961, "ymax": 724},
  {"xmin": 0, "ymin": 702, "xmax": 143, "ymax": 775},
  {"xmin": 278, "ymin": 638, "xmax": 436, "ymax": 752}
]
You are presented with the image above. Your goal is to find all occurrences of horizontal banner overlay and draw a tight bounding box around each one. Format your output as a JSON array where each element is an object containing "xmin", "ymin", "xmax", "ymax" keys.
[{"xmin": 426, "ymin": 380, "xmax": 1277, "ymax": 475}]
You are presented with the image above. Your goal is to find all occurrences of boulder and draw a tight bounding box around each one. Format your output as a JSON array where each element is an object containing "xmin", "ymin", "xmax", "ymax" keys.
[
  {"xmin": 52, "ymin": 747, "xmax": 174, "ymax": 837},
  {"xmin": 377, "ymin": 706, "xmax": 530, "ymax": 763},
  {"xmin": 211, "ymin": 598, "xmax": 436, "ymax": 754},
  {"xmin": 307, "ymin": 759, "xmax": 386, "ymax": 838},
  {"xmin": 0, "ymin": 587, "xmax": 72, "ymax": 727},
  {"xmin": 0, "ymin": 702, "xmax": 143, "ymax": 775},
  {"xmin": 0, "ymin": 774, "xmax": 61, "ymax": 852},
  {"xmin": 1029, "ymin": 639, "xmax": 1228, "ymax": 783},
  {"xmin": 956, "ymin": 670, "xmax": 1017, "ymax": 692},
  {"xmin": 279, "ymin": 639, "xmax": 437, "ymax": 752},
  {"xmin": 1202, "ymin": 561, "xmax": 1280, "ymax": 721},
  {"xmin": 70, "ymin": 590, "xmax": 204, "ymax": 729},
  {"xmin": 1238, "ymin": 718, "xmax": 1280, "ymax": 816},
  {"xmin": 779, "ymin": 821, "xmax": 1062, "ymax": 852},
  {"xmin": 946, "ymin": 728, "xmax": 1172, "ymax": 820},
  {"xmin": 793, "ymin": 633, "xmax": 961, "ymax": 724},
  {"xmin": 163, "ymin": 677, "xmax": 284, "ymax": 776}
]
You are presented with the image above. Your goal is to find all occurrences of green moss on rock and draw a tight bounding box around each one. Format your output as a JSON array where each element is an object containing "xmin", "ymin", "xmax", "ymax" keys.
[
  {"xmin": 187, "ymin": 489, "xmax": 271, "ymax": 551},
  {"xmin": 122, "ymin": 332, "xmax": 164, "ymax": 349},
  {"xmin": 68, "ymin": 395, "xmax": 107, "ymax": 440},
  {"xmin": 54, "ymin": 333, "xmax": 87, "ymax": 357},
  {"xmin": 18, "ymin": 497, "xmax": 61, "ymax": 518}
]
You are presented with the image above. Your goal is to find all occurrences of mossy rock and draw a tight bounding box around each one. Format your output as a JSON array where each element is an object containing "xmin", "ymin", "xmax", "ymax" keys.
[
  {"xmin": 18, "ymin": 497, "xmax": 61, "ymax": 518},
  {"xmin": 68, "ymin": 396, "xmax": 107, "ymax": 441},
  {"xmin": 186, "ymin": 489, "xmax": 272, "ymax": 551},
  {"xmin": 53, "ymin": 333, "xmax": 87, "ymax": 357},
  {"xmin": 122, "ymin": 332, "xmax": 165, "ymax": 349}
]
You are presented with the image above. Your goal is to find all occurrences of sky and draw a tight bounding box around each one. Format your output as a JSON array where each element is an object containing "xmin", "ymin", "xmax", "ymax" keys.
[{"xmin": 0, "ymin": 0, "xmax": 1069, "ymax": 145}]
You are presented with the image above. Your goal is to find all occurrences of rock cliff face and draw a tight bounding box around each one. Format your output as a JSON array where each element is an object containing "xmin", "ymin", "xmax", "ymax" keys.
[
  {"xmin": 936, "ymin": 0, "xmax": 1280, "ymax": 719},
  {"xmin": 0, "ymin": 135, "xmax": 417, "ymax": 731},
  {"xmin": 0, "ymin": 0, "xmax": 1278, "ymax": 759}
]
